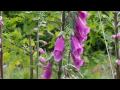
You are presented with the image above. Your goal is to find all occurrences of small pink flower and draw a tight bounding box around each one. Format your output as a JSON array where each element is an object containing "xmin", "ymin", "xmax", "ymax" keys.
[
  {"xmin": 39, "ymin": 57, "xmax": 46, "ymax": 63},
  {"xmin": 112, "ymin": 35, "xmax": 117, "ymax": 39},
  {"xmin": 39, "ymin": 48, "xmax": 45, "ymax": 54},
  {"xmin": 116, "ymin": 59, "xmax": 120, "ymax": 65},
  {"xmin": 112, "ymin": 33, "xmax": 120, "ymax": 39},
  {"xmin": 117, "ymin": 33, "xmax": 120, "ymax": 39}
]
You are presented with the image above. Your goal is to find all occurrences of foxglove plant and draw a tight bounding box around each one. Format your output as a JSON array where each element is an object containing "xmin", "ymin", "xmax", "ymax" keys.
[
  {"xmin": 46, "ymin": 11, "xmax": 90, "ymax": 79},
  {"xmin": 74, "ymin": 12, "xmax": 90, "ymax": 44},
  {"xmin": 41, "ymin": 62, "xmax": 52, "ymax": 79},
  {"xmin": 112, "ymin": 11, "xmax": 120, "ymax": 79},
  {"xmin": 70, "ymin": 35, "xmax": 84, "ymax": 70},
  {"xmin": 0, "ymin": 13, "xmax": 3, "ymax": 79},
  {"xmin": 53, "ymin": 35, "xmax": 65, "ymax": 62},
  {"xmin": 70, "ymin": 11, "xmax": 90, "ymax": 70},
  {"xmin": 39, "ymin": 49, "xmax": 53, "ymax": 79}
]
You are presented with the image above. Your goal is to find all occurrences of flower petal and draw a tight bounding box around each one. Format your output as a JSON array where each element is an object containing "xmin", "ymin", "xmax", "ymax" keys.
[
  {"xmin": 71, "ymin": 35, "xmax": 83, "ymax": 57},
  {"xmin": 53, "ymin": 36, "xmax": 65, "ymax": 62},
  {"xmin": 53, "ymin": 50, "xmax": 63, "ymax": 62},
  {"xmin": 41, "ymin": 62, "xmax": 52, "ymax": 79},
  {"xmin": 71, "ymin": 53, "xmax": 84, "ymax": 70}
]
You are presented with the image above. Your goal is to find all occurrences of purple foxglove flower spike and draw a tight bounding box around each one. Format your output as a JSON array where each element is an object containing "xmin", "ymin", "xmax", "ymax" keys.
[
  {"xmin": 71, "ymin": 53, "xmax": 84, "ymax": 70},
  {"xmin": 71, "ymin": 35, "xmax": 83, "ymax": 57},
  {"xmin": 75, "ymin": 16, "xmax": 90, "ymax": 36},
  {"xmin": 53, "ymin": 35, "xmax": 65, "ymax": 62},
  {"xmin": 41, "ymin": 62, "xmax": 52, "ymax": 79},
  {"xmin": 39, "ymin": 48, "xmax": 45, "ymax": 54}
]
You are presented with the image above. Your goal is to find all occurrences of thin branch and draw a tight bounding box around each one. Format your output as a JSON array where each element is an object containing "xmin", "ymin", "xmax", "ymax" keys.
[
  {"xmin": 36, "ymin": 25, "xmax": 40, "ymax": 79},
  {"xmin": 29, "ymin": 36, "xmax": 33, "ymax": 79},
  {"xmin": 98, "ymin": 11, "xmax": 115, "ymax": 79}
]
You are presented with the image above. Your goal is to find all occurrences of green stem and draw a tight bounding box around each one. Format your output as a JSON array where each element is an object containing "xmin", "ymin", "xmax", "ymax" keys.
[
  {"xmin": 36, "ymin": 27, "xmax": 39, "ymax": 79},
  {"xmin": 0, "ymin": 11, "xmax": 3, "ymax": 79},
  {"xmin": 29, "ymin": 36, "xmax": 33, "ymax": 79},
  {"xmin": 58, "ymin": 11, "xmax": 66, "ymax": 79},
  {"xmin": 68, "ymin": 50, "xmax": 71, "ymax": 64}
]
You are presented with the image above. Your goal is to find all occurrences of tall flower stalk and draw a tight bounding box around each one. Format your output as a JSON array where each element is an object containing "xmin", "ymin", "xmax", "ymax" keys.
[
  {"xmin": 114, "ymin": 11, "xmax": 120, "ymax": 79},
  {"xmin": 36, "ymin": 24, "xmax": 39, "ymax": 79},
  {"xmin": 58, "ymin": 11, "xmax": 66, "ymax": 79},
  {"xmin": 29, "ymin": 35, "xmax": 33, "ymax": 79},
  {"xmin": 69, "ymin": 11, "xmax": 90, "ymax": 70},
  {"xmin": 0, "ymin": 11, "xmax": 3, "ymax": 79}
]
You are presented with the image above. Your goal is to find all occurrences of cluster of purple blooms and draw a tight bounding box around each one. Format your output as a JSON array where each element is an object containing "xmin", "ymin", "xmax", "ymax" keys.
[
  {"xmin": 71, "ymin": 11, "xmax": 90, "ymax": 70},
  {"xmin": 39, "ymin": 48, "xmax": 52, "ymax": 79},
  {"xmin": 40, "ymin": 11, "xmax": 90, "ymax": 79},
  {"xmin": 53, "ymin": 11, "xmax": 90, "ymax": 70}
]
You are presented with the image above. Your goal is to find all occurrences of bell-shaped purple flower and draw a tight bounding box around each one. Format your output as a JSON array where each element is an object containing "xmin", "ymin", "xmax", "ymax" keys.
[
  {"xmin": 78, "ymin": 11, "xmax": 88, "ymax": 24},
  {"xmin": 76, "ymin": 16, "xmax": 90, "ymax": 35},
  {"xmin": 71, "ymin": 35, "xmax": 83, "ymax": 57},
  {"xmin": 53, "ymin": 35, "xmax": 65, "ymax": 62},
  {"xmin": 41, "ymin": 62, "xmax": 52, "ymax": 79},
  {"xmin": 71, "ymin": 53, "xmax": 84, "ymax": 70},
  {"xmin": 74, "ymin": 16, "xmax": 90, "ymax": 43},
  {"xmin": 0, "ymin": 16, "xmax": 3, "ymax": 27}
]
